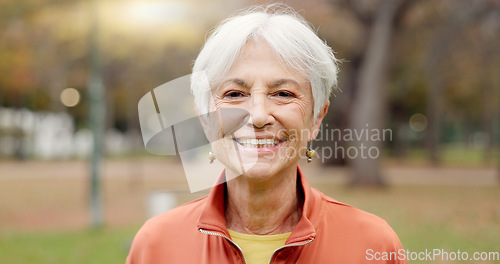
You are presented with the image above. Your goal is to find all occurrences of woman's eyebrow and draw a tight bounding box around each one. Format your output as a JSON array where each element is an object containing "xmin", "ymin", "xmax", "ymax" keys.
[
  {"xmin": 220, "ymin": 78, "xmax": 300, "ymax": 89},
  {"xmin": 222, "ymin": 78, "xmax": 249, "ymax": 88},
  {"xmin": 269, "ymin": 79, "xmax": 300, "ymax": 88}
]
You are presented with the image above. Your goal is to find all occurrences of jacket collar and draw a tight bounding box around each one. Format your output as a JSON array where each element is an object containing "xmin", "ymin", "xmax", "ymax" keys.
[{"xmin": 197, "ymin": 165, "xmax": 320, "ymax": 244}]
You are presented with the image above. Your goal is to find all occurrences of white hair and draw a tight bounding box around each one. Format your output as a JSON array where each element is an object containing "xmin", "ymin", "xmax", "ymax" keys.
[{"xmin": 191, "ymin": 4, "xmax": 339, "ymax": 119}]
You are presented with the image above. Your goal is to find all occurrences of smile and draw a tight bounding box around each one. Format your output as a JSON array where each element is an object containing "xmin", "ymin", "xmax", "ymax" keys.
[{"xmin": 233, "ymin": 138, "xmax": 286, "ymax": 148}]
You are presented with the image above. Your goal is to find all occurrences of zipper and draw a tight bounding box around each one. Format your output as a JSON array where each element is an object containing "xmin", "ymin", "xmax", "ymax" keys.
[
  {"xmin": 199, "ymin": 228, "xmax": 248, "ymax": 264},
  {"xmin": 267, "ymin": 238, "xmax": 314, "ymax": 264},
  {"xmin": 199, "ymin": 228, "xmax": 313, "ymax": 264}
]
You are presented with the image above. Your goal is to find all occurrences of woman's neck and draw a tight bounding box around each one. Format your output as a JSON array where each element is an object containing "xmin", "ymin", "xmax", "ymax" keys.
[{"xmin": 225, "ymin": 165, "xmax": 303, "ymax": 235}]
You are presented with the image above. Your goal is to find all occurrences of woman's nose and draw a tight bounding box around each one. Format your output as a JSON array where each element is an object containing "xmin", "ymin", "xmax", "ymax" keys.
[{"xmin": 248, "ymin": 94, "xmax": 275, "ymax": 129}]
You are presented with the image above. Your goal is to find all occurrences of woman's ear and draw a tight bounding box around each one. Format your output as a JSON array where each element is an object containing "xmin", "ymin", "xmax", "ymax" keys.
[{"xmin": 310, "ymin": 100, "xmax": 330, "ymax": 141}]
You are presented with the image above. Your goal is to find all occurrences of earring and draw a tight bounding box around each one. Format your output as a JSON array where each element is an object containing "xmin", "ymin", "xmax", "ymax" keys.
[
  {"xmin": 208, "ymin": 151, "xmax": 216, "ymax": 164},
  {"xmin": 306, "ymin": 142, "xmax": 316, "ymax": 163}
]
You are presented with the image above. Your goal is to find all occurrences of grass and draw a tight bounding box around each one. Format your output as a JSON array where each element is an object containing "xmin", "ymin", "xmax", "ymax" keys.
[
  {"xmin": 1, "ymin": 184, "xmax": 499, "ymax": 264},
  {"xmin": 0, "ymin": 227, "xmax": 138, "ymax": 264},
  {"xmin": 321, "ymin": 185, "xmax": 500, "ymax": 253},
  {"xmin": 0, "ymin": 153, "xmax": 499, "ymax": 264}
]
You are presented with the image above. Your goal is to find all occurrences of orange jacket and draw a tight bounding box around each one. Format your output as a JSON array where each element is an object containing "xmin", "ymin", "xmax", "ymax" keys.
[{"xmin": 127, "ymin": 167, "xmax": 407, "ymax": 264}]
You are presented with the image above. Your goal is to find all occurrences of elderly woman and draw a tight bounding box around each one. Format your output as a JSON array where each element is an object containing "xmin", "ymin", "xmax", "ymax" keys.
[{"xmin": 127, "ymin": 4, "xmax": 406, "ymax": 264}]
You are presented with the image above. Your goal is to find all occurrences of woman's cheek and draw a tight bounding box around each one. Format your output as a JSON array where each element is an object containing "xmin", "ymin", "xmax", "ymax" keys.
[
  {"xmin": 212, "ymin": 101, "xmax": 224, "ymax": 110},
  {"xmin": 287, "ymin": 100, "xmax": 314, "ymax": 127}
]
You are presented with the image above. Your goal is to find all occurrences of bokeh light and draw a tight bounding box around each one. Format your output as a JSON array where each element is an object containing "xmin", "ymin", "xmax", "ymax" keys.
[
  {"xmin": 60, "ymin": 88, "xmax": 80, "ymax": 107},
  {"xmin": 409, "ymin": 113, "xmax": 428, "ymax": 132}
]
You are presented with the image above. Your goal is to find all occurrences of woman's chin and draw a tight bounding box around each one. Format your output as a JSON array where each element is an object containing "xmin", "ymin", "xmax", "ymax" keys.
[
  {"xmin": 239, "ymin": 162, "xmax": 296, "ymax": 183},
  {"xmin": 220, "ymin": 145, "xmax": 300, "ymax": 182}
]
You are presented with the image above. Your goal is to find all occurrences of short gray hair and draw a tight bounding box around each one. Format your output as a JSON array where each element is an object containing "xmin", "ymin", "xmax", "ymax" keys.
[{"xmin": 191, "ymin": 4, "xmax": 339, "ymax": 119}]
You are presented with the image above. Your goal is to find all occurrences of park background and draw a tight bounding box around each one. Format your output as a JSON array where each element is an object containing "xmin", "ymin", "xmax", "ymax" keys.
[{"xmin": 0, "ymin": 0, "xmax": 499, "ymax": 263}]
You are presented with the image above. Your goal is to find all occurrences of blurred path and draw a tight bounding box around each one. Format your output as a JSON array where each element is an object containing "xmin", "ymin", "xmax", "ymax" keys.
[{"xmin": 0, "ymin": 159, "xmax": 497, "ymax": 231}]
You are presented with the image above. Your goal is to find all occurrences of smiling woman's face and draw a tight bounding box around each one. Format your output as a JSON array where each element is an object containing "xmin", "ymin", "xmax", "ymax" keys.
[{"xmin": 210, "ymin": 39, "xmax": 326, "ymax": 181}]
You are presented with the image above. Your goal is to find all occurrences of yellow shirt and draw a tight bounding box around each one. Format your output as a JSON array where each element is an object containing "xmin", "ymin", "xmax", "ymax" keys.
[{"xmin": 228, "ymin": 229, "xmax": 291, "ymax": 264}]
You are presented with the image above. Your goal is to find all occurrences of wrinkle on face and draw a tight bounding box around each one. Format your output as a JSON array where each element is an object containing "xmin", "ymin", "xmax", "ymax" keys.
[{"xmin": 208, "ymin": 39, "xmax": 318, "ymax": 179}]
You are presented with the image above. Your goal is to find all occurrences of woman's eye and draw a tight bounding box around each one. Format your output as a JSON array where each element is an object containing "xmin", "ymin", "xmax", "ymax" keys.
[
  {"xmin": 275, "ymin": 91, "xmax": 295, "ymax": 98},
  {"xmin": 224, "ymin": 91, "xmax": 245, "ymax": 98}
]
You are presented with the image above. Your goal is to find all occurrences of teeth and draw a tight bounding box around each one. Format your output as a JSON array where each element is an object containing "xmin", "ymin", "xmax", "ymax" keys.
[{"xmin": 235, "ymin": 138, "xmax": 281, "ymax": 148}]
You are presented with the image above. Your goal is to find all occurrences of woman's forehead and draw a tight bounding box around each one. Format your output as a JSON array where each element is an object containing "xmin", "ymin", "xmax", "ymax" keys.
[{"xmin": 221, "ymin": 40, "xmax": 308, "ymax": 82}]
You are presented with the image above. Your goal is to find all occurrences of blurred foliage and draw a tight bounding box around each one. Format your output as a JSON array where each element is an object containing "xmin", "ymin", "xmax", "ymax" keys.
[{"xmin": 0, "ymin": 0, "xmax": 499, "ymax": 160}]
